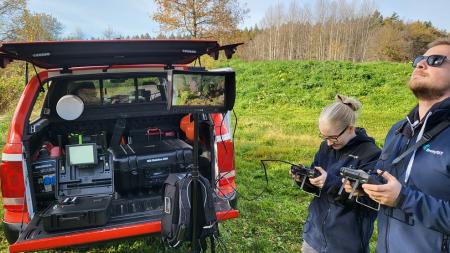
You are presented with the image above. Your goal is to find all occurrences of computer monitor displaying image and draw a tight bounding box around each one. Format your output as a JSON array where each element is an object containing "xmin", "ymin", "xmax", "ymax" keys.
[{"xmin": 167, "ymin": 70, "xmax": 235, "ymax": 113}]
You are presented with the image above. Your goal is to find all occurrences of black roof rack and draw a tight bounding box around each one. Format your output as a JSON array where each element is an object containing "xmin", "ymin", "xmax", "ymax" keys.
[{"xmin": 0, "ymin": 39, "xmax": 241, "ymax": 69}]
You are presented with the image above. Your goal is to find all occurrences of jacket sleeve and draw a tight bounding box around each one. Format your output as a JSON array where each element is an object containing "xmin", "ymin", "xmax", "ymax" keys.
[
  {"xmin": 328, "ymin": 147, "xmax": 381, "ymax": 191},
  {"xmin": 328, "ymin": 145, "xmax": 381, "ymax": 208},
  {"xmin": 312, "ymin": 142, "xmax": 339, "ymax": 193},
  {"xmin": 296, "ymin": 146, "xmax": 321, "ymax": 192},
  {"xmin": 396, "ymin": 186, "xmax": 450, "ymax": 234},
  {"xmin": 322, "ymin": 170, "xmax": 341, "ymax": 193}
]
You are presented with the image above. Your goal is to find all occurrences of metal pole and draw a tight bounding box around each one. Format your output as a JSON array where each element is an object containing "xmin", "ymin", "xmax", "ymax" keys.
[
  {"xmin": 191, "ymin": 112, "xmax": 200, "ymax": 253},
  {"xmin": 25, "ymin": 62, "xmax": 29, "ymax": 86}
]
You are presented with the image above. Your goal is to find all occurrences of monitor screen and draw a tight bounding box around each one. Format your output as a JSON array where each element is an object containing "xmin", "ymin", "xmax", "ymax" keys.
[
  {"xmin": 167, "ymin": 70, "xmax": 235, "ymax": 113},
  {"xmin": 67, "ymin": 143, "xmax": 97, "ymax": 166},
  {"xmin": 172, "ymin": 74, "xmax": 225, "ymax": 107}
]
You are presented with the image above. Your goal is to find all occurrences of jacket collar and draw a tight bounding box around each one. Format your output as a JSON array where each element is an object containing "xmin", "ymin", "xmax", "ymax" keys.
[{"xmin": 402, "ymin": 96, "xmax": 450, "ymax": 137}]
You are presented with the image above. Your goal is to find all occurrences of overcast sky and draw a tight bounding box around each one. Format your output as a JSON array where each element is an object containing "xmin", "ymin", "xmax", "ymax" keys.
[{"xmin": 28, "ymin": 0, "xmax": 450, "ymax": 38}]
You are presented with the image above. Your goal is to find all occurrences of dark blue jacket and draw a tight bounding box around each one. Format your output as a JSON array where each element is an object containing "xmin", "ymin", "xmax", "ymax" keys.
[
  {"xmin": 375, "ymin": 97, "xmax": 450, "ymax": 253},
  {"xmin": 303, "ymin": 128, "xmax": 381, "ymax": 253}
]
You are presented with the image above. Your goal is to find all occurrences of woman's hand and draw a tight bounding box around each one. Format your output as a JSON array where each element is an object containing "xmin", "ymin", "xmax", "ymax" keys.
[
  {"xmin": 289, "ymin": 169, "xmax": 302, "ymax": 183},
  {"xmin": 309, "ymin": 167, "xmax": 327, "ymax": 188}
]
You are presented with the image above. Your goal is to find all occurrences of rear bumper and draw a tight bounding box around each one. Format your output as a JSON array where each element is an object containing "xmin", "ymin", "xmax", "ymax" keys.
[{"xmin": 9, "ymin": 210, "xmax": 239, "ymax": 253}]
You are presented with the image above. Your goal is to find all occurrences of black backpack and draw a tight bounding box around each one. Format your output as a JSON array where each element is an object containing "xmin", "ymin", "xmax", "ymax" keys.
[{"xmin": 161, "ymin": 173, "xmax": 217, "ymax": 250}]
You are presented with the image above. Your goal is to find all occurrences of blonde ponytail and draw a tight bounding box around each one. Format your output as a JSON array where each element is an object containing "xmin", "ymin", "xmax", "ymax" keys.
[{"xmin": 319, "ymin": 94, "xmax": 361, "ymax": 128}]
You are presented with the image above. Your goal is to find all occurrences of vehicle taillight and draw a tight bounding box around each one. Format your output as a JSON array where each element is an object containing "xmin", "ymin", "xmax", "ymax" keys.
[
  {"xmin": 1, "ymin": 161, "xmax": 26, "ymax": 211},
  {"xmin": 216, "ymin": 140, "xmax": 235, "ymax": 180},
  {"xmin": 212, "ymin": 112, "xmax": 237, "ymax": 198}
]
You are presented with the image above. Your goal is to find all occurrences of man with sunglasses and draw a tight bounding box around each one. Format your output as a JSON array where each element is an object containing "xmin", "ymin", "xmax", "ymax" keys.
[{"xmin": 345, "ymin": 38, "xmax": 450, "ymax": 253}]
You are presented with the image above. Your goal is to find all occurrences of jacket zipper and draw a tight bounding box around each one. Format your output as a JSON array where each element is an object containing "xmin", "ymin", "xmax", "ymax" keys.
[
  {"xmin": 321, "ymin": 204, "xmax": 331, "ymax": 252},
  {"xmin": 385, "ymin": 216, "xmax": 390, "ymax": 253},
  {"xmin": 442, "ymin": 234, "xmax": 449, "ymax": 253},
  {"xmin": 385, "ymin": 136, "xmax": 411, "ymax": 253},
  {"xmin": 358, "ymin": 214, "xmax": 366, "ymax": 252}
]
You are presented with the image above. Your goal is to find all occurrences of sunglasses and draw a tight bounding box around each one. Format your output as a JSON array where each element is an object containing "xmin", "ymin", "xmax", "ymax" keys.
[
  {"xmin": 319, "ymin": 126, "xmax": 348, "ymax": 142},
  {"xmin": 412, "ymin": 55, "xmax": 449, "ymax": 68}
]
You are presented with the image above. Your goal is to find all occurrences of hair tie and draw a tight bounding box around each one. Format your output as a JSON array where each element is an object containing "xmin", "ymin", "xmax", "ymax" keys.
[{"xmin": 343, "ymin": 102, "xmax": 356, "ymax": 111}]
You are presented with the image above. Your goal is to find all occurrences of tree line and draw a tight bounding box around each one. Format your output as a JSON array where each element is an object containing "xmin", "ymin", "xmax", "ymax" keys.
[
  {"xmin": 0, "ymin": 0, "xmax": 449, "ymax": 113},
  {"xmin": 1, "ymin": 0, "xmax": 449, "ymax": 60},
  {"xmin": 239, "ymin": 0, "xmax": 449, "ymax": 62},
  {"xmin": 0, "ymin": 0, "xmax": 63, "ymax": 41}
]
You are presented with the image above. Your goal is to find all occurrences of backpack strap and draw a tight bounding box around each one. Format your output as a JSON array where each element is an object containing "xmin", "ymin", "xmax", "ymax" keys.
[
  {"xmin": 110, "ymin": 118, "xmax": 126, "ymax": 146},
  {"xmin": 210, "ymin": 234, "xmax": 216, "ymax": 253},
  {"xmin": 392, "ymin": 119, "xmax": 450, "ymax": 165},
  {"xmin": 380, "ymin": 120, "xmax": 408, "ymax": 161}
]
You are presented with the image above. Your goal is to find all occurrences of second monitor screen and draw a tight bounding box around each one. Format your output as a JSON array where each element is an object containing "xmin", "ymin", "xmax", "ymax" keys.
[{"xmin": 171, "ymin": 74, "xmax": 225, "ymax": 107}]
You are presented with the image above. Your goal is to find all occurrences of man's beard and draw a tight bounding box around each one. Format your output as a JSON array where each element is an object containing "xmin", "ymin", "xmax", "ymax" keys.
[{"xmin": 409, "ymin": 80, "xmax": 446, "ymax": 100}]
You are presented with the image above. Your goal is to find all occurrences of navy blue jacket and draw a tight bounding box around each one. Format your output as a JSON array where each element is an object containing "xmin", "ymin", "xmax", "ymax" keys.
[
  {"xmin": 303, "ymin": 128, "xmax": 381, "ymax": 253},
  {"xmin": 375, "ymin": 97, "xmax": 450, "ymax": 253}
]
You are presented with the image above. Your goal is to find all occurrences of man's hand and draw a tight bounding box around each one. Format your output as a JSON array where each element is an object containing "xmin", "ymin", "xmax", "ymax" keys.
[
  {"xmin": 342, "ymin": 179, "xmax": 365, "ymax": 196},
  {"xmin": 309, "ymin": 167, "xmax": 327, "ymax": 188},
  {"xmin": 362, "ymin": 170, "xmax": 402, "ymax": 207}
]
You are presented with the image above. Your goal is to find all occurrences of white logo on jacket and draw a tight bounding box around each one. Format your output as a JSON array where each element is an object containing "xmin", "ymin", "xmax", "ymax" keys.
[{"xmin": 422, "ymin": 144, "xmax": 444, "ymax": 156}]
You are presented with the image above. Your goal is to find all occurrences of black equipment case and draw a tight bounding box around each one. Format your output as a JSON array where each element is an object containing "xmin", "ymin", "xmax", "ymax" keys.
[
  {"xmin": 109, "ymin": 139, "xmax": 193, "ymax": 194},
  {"xmin": 31, "ymin": 158, "xmax": 57, "ymax": 202},
  {"xmin": 41, "ymin": 196, "xmax": 112, "ymax": 232},
  {"xmin": 40, "ymin": 146, "xmax": 113, "ymax": 232}
]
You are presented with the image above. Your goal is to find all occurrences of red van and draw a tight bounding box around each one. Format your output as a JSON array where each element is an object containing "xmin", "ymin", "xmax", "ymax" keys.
[{"xmin": 0, "ymin": 40, "xmax": 239, "ymax": 252}]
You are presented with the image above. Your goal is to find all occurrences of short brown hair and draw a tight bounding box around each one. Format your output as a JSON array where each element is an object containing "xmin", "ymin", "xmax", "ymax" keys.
[{"xmin": 427, "ymin": 38, "xmax": 450, "ymax": 49}]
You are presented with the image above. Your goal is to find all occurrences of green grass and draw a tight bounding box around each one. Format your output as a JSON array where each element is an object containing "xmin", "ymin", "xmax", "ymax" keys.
[
  {"xmin": 0, "ymin": 60, "xmax": 417, "ymax": 252},
  {"xmin": 207, "ymin": 60, "xmax": 415, "ymax": 252}
]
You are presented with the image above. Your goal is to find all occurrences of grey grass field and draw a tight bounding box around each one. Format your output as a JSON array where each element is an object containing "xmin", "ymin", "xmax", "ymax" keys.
[{"xmin": 0, "ymin": 59, "xmax": 416, "ymax": 252}]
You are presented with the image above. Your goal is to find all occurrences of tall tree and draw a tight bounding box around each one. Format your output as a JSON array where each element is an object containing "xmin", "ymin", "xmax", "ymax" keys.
[
  {"xmin": 0, "ymin": 0, "xmax": 26, "ymax": 40},
  {"xmin": 64, "ymin": 27, "xmax": 85, "ymax": 40},
  {"xmin": 406, "ymin": 21, "xmax": 444, "ymax": 57},
  {"xmin": 13, "ymin": 10, "xmax": 62, "ymax": 41},
  {"xmin": 152, "ymin": 0, "xmax": 248, "ymax": 42},
  {"xmin": 241, "ymin": 0, "xmax": 377, "ymax": 62},
  {"xmin": 102, "ymin": 26, "xmax": 120, "ymax": 39}
]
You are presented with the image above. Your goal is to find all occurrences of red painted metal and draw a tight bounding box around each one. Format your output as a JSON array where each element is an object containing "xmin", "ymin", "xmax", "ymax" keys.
[
  {"xmin": 2, "ymin": 67, "xmax": 238, "ymax": 251},
  {"xmin": 1, "ymin": 71, "xmax": 48, "ymax": 224},
  {"xmin": 9, "ymin": 210, "xmax": 239, "ymax": 252}
]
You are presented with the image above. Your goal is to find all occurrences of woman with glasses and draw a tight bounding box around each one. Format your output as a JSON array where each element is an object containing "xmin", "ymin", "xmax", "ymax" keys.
[{"xmin": 293, "ymin": 94, "xmax": 381, "ymax": 253}]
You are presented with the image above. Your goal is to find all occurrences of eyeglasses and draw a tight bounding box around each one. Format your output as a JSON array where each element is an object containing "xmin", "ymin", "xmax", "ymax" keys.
[
  {"xmin": 319, "ymin": 126, "xmax": 348, "ymax": 142},
  {"xmin": 412, "ymin": 55, "xmax": 450, "ymax": 68}
]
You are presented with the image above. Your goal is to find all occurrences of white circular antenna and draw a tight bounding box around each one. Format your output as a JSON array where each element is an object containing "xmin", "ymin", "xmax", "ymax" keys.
[{"xmin": 56, "ymin": 95, "xmax": 84, "ymax": 120}]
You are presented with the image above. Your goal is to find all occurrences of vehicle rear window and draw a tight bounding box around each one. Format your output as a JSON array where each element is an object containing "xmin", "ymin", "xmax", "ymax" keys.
[
  {"xmin": 103, "ymin": 78, "xmax": 135, "ymax": 104},
  {"xmin": 136, "ymin": 77, "xmax": 165, "ymax": 103},
  {"xmin": 63, "ymin": 75, "xmax": 166, "ymax": 106},
  {"xmin": 68, "ymin": 80, "xmax": 101, "ymax": 105}
]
